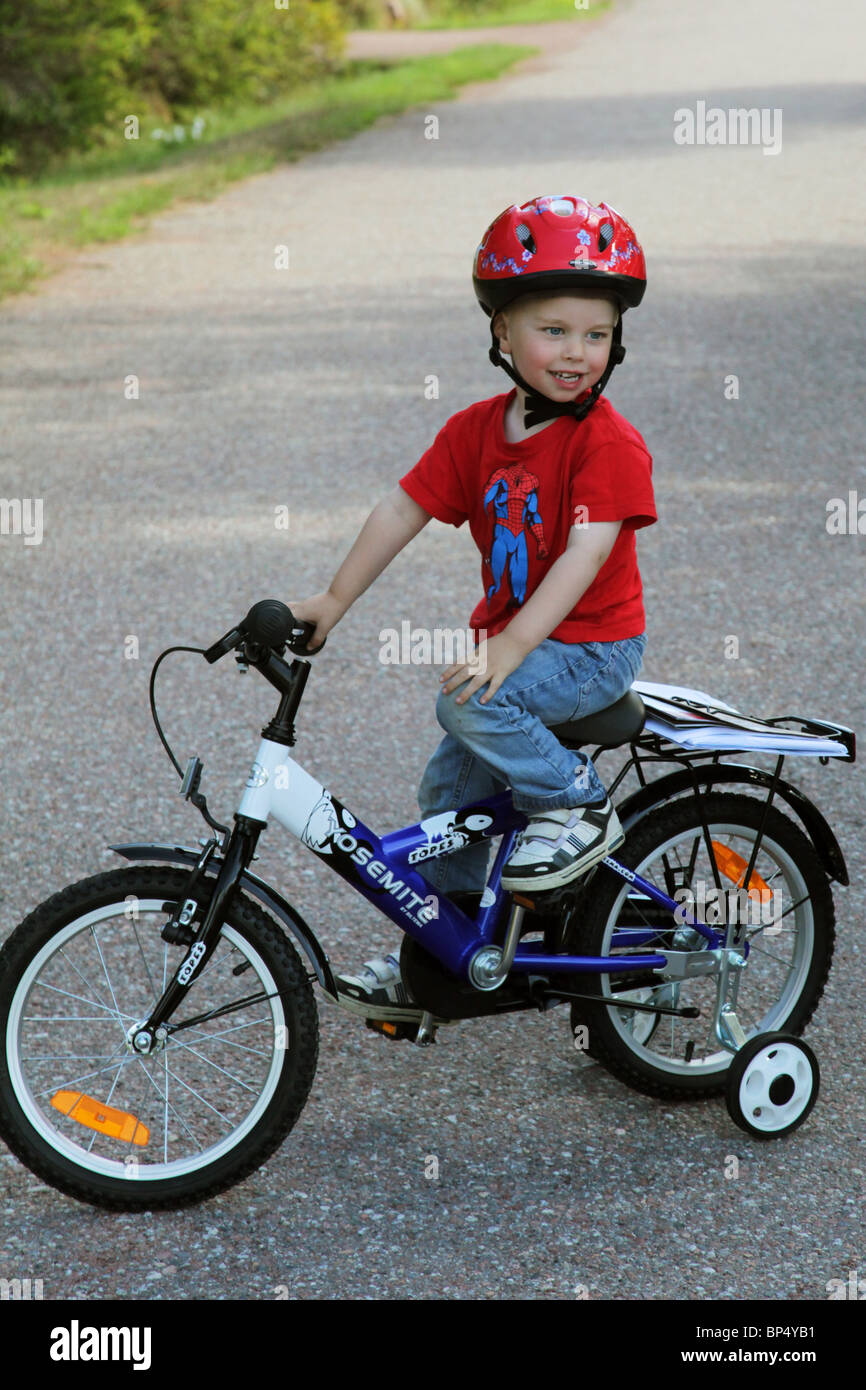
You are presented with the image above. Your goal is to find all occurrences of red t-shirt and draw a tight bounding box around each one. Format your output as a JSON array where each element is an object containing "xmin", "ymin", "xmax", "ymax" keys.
[{"xmin": 399, "ymin": 390, "xmax": 656, "ymax": 642}]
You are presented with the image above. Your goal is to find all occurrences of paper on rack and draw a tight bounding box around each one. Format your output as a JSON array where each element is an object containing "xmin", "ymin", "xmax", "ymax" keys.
[{"xmin": 632, "ymin": 681, "xmax": 848, "ymax": 758}]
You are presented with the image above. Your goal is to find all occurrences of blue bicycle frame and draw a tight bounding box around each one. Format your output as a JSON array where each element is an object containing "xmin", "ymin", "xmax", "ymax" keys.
[{"xmin": 234, "ymin": 738, "xmax": 720, "ymax": 984}]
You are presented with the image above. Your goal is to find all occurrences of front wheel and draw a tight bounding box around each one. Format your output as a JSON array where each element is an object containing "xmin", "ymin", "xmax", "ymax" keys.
[
  {"xmin": 568, "ymin": 793, "xmax": 834, "ymax": 1100},
  {"xmin": 0, "ymin": 867, "xmax": 319, "ymax": 1210}
]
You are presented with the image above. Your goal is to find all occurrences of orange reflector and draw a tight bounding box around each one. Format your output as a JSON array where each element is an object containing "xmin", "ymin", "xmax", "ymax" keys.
[
  {"xmin": 50, "ymin": 1091, "xmax": 149, "ymax": 1146},
  {"xmin": 711, "ymin": 842, "xmax": 773, "ymax": 900}
]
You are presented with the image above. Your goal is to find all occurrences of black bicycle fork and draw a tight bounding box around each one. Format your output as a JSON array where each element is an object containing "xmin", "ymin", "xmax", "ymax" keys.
[{"xmin": 127, "ymin": 814, "xmax": 266, "ymax": 1056}]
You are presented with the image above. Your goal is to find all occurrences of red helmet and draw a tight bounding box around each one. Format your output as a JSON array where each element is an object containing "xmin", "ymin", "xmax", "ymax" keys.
[{"xmin": 473, "ymin": 194, "xmax": 646, "ymax": 316}]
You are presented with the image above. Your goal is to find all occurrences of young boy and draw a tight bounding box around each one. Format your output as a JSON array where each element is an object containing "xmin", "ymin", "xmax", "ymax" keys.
[{"xmin": 291, "ymin": 195, "xmax": 656, "ymax": 1006}]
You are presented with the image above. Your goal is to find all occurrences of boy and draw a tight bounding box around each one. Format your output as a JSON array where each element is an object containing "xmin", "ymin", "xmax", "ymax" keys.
[{"xmin": 291, "ymin": 195, "xmax": 655, "ymax": 1005}]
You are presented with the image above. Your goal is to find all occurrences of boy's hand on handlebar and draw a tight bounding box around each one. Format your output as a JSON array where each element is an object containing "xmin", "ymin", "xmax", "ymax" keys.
[
  {"xmin": 287, "ymin": 591, "xmax": 344, "ymax": 653},
  {"xmin": 439, "ymin": 632, "xmax": 529, "ymax": 706}
]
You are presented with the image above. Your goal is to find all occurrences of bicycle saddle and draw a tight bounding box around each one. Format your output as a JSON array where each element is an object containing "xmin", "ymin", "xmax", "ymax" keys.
[{"xmin": 548, "ymin": 688, "xmax": 646, "ymax": 748}]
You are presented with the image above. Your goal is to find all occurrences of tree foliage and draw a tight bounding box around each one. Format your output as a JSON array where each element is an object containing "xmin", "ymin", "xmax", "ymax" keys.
[{"xmin": 0, "ymin": 0, "xmax": 345, "ymax": 172}]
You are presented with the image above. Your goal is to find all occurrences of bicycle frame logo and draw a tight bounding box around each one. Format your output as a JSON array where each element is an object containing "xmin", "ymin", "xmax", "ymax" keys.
[{"xmin": 177, "ymin": 940, "xmax": 206, "ymax": 984}]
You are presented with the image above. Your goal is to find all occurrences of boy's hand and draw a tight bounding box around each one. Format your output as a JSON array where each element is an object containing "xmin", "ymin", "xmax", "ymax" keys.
[
  {"xmin": 287, "ymin": 591, "xmax": 345, "ymax": 652},
  {"xmin": 439, "ymin": 631, "xmax": 529, "ymax": 706}
]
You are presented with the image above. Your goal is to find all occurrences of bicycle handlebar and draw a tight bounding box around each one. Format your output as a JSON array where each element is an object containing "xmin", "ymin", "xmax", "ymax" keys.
[{"xmin": 203, "ymin": 599, "xmax": 325, "ymax": 665}]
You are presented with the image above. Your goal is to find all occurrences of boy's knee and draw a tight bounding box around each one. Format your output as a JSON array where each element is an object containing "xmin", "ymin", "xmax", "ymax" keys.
[{"xmin": 435, "ymin": 684, "xmax": 488, "ymax": 735}]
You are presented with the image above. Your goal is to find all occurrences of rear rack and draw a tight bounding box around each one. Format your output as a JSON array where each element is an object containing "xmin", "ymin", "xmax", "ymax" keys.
[
  {"xmin": 631, "ymin": 683, "xmax": 855, "ymax": 762},
  {"xmin": 761, "ymin": 715, "xmax": 856, "ymax": 761}
]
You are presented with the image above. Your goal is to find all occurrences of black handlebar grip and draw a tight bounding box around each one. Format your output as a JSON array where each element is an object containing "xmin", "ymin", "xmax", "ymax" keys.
[{"xmin": 288, "ymin": 619, "xmax": 326, "ymax": 655}]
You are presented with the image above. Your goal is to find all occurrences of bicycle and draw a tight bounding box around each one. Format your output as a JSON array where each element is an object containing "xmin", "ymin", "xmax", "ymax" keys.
[{"xmin": 0, "ymin": 600, "xmax": 855, "ymax": 1210}]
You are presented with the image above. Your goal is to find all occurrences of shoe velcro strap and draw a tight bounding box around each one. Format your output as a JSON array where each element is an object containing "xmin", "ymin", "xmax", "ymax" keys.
[
  {"xmin": 362, "ymin": 957, "xmax": 399, "ymax": 984},
  {"xmin": 562, "ymin": 824, "xmax": 601, "ymax": 850}
]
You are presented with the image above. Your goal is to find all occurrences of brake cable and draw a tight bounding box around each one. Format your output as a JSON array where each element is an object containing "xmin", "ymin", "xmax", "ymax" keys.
[{"xmin": 148, "ymin": 644, "xmax": 230, "ymax": 837}]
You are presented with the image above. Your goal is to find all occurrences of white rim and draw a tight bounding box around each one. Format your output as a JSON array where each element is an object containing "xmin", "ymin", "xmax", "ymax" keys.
[{"xmin": 6, "ymin": 902, "xmax": 286, "ymax": 1183}]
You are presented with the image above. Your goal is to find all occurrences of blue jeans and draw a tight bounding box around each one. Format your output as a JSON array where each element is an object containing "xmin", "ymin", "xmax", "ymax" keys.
[{"xmin": 416, "ymin": 633, "xmax": 647, "ymax": 894}]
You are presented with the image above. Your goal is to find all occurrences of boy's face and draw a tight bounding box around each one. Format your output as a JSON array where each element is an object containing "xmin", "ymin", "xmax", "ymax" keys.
[{"xmin": 492, "ymin": 293, "xmax": 618, "ymax": 404}]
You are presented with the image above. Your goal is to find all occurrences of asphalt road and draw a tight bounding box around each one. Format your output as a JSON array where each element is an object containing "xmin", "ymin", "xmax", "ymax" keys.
[{"xmin": 1, "ymin": 0, "xmax": 864, "ymax": 1305}]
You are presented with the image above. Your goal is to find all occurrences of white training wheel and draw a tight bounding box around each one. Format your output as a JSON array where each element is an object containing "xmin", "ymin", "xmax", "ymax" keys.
[{"xmin": 725, "ymin": 1031, "xmax": 819, "ymax": 1138}]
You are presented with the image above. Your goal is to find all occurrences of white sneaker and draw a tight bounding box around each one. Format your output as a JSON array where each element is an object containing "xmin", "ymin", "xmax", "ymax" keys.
[
  {"xmin": 502, "ymin": 798, "xmax": 625, "ymax": 893},
  {"xmin": 335, "ymin": 954, "xmax": 412, "ymax": 1006}
]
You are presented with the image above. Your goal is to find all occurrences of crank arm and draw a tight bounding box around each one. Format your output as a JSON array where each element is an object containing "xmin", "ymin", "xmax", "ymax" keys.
[{"xmin": 325, "ymin": 989, "xmax": 453, "ymax": 1027}]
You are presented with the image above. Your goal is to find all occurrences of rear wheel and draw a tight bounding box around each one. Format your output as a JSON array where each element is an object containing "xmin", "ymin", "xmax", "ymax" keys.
[
  {"xmin": 0, "ymin": 867, "xmax": 318, "ymax": 1210},
  {"xmin": 568, "ymin": 794, "xmax": 834, "ymax": 1100}
]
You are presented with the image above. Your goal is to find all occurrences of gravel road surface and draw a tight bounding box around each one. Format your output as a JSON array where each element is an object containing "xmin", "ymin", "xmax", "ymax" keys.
[{"xmin": 1, "ymin": 0, "xmax": 864, "ymax": 1304}]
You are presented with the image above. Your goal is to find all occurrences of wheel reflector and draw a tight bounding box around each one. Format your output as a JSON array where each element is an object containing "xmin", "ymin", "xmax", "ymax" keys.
[
  {"xmin": 50, "ymin": 1091, "xmax": 150, "ymax": 1146},
  {"xmin": 711, "ymin": 841, "xmax": 772, "ymax": 900}
]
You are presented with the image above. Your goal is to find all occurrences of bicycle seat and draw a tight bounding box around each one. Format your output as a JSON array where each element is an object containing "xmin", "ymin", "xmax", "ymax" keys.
[{"xmin": 548, "ymin": 688, "xmax": 646, "ymax": 748}]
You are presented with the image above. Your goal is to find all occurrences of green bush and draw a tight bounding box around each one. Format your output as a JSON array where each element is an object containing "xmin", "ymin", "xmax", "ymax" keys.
[
  {"xmin": 333, "ymin": 0, "xmax": 386, "ymax": 26},
  {"xmin": 0, "ymin": 0, "xmax": 346, "ymax": 174},
  {"xmin": 0, "ymin": 0, "xmax": 152, "ymax": 171},
  {"xmin": 129, "ymin": 0, "xmax": 345, "ymax": 112}
]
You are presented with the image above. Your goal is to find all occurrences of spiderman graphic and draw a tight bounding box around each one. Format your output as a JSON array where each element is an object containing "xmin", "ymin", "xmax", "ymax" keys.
[{"xmin": 483, "ymin": 463, "xmax": 548, "ymax": 608}]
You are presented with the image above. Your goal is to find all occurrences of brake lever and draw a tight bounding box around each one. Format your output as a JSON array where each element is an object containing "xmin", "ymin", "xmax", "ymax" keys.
[{"xmin": 203, "ymin": 625, "xmax": 244, "ymax": 665}]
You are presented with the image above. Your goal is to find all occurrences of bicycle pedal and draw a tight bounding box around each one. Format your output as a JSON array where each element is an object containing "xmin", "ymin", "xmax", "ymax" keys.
[{"xmin": 364, "ymin": 1017, "xmax": 423, "ymax": 1043}]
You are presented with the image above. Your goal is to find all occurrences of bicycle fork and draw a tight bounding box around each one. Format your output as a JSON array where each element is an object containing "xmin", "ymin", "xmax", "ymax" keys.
[{"xmin": 125, "ymin": 815, "xmax": 265, "ymax": 1057}]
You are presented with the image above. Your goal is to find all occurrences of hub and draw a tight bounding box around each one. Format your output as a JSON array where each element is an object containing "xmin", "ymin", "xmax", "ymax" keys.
[{"xmin": 126, "ymin": 1023, "xmax": 168, "ymax": 1056}]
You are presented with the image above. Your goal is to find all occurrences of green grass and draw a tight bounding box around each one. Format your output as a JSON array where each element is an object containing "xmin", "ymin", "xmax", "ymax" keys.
[
  {"xmin": 0, "ymin": 45, "xmax": 534, "ymax": 302},
  {"xmin": 407, "ymin": 0, "xmax": 608, "ymax": 31}
]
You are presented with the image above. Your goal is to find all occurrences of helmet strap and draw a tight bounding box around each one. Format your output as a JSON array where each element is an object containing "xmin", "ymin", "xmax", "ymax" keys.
[{"xmin": 488, "ymin": 319, "xmax": 626, "ymax": 430}]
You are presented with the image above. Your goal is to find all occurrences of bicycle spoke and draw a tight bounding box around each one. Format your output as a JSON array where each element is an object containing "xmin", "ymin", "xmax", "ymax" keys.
[
  {"xmin": 88, "ymin": 926, "xmax": 129, "ymax": 1039},
  {"xmin": 129, "ymin": 917, "xmax": 161, "ymax": 1001},
  {"xmin": 55, "ymin": 944, "xmax": 115, "ymax": 1015},
  {"xmin": 172, "ymin": 1022, "xmax": 272, "ymax": 1059},
  {"xmin": 28, "ymin": 981, "xmax": 137, "ymax": 1024},
  {"xmin": 167, "ymin": 1041, "xmax": 262, "ymax": 1093},
  {"xmin": 34, "ymin": 1053, "xmax": 139, "ymax": 1101},
  {"xmin": 746, "ymin": 941, "xmax": 797, "ymax": 968},
  {"xmin": 157, "ymin": 1063, "xmax": 235, "ymax": 1127},
  {"xmin": 134, "ymin": 1062, "xmax": 206, "ymax": 1154}
]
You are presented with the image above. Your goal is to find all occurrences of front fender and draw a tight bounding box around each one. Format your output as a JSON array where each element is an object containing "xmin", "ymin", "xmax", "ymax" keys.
[
  {"xmin": 108, "ymin": 842, "xmax": 338, "ymax": 994},
  {"xmin": 616, "ymin": 764, "xmax": 848, "ymax": 885}
]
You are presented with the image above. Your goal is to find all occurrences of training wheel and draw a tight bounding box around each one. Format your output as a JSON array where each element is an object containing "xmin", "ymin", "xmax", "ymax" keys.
[{"xmin": 725, "ymin": 1031, "xmax": 819, "ymax": 1139}]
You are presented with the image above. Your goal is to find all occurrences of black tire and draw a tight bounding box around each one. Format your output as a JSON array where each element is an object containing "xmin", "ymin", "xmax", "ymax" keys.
[
  {"xmin": 0, "ymin": 867, "xmax": 318, "ymax": 1210},
  {"xmin": 568, "ymin": 794, "xmax": 834, "ymax": 1100}
]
